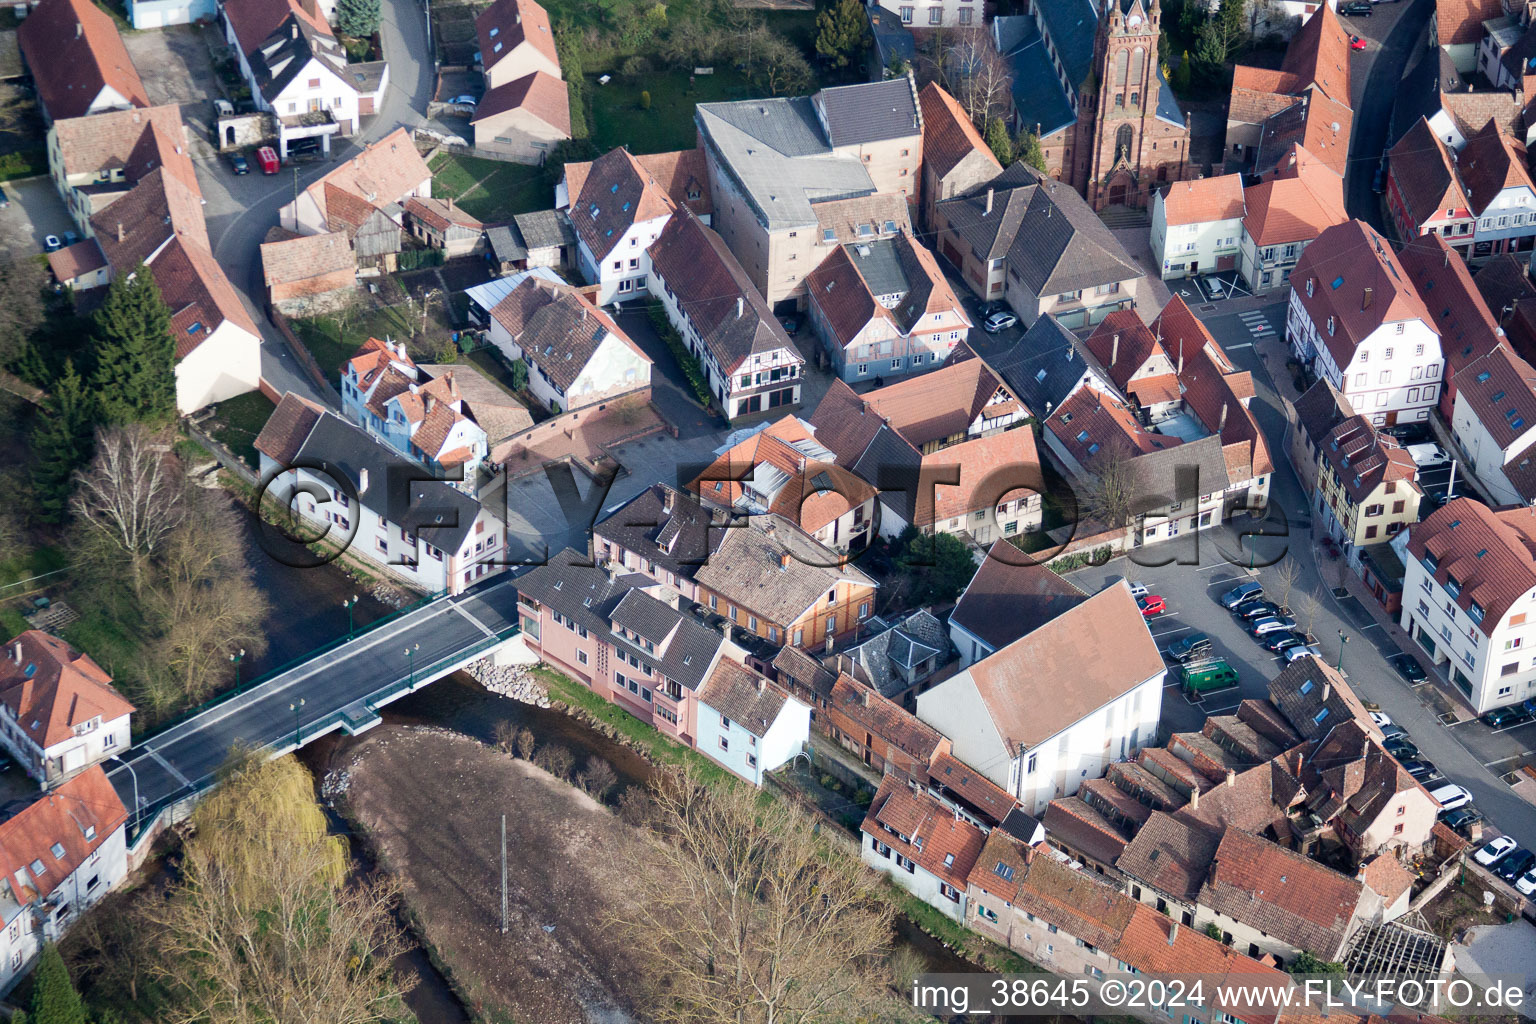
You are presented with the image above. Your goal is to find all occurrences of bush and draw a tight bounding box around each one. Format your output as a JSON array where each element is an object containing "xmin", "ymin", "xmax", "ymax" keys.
[
  {"xmin": 534, "ymin": 743, "xmax": 575, "ymax": 778},
  {"xmin": 514, "ymin": 726, "xmax": 535, "ymax": 760},
  {"xmin": 0, "ymin": 148, "xmax": 48, "ymax": 182},
  {"xmin": 621, "ymin": 55, "xmax": 653, "ymax": 77},
  {"xmin": 396, "ymin": 248, "xmax": 444, "ymax": 271},
  {"xmin": 639, "ymin": 89, "xmax": 652, "ymax": 110},
  {"xmin": 578, "ymin": 757, "xmax": 618, "ymax": 800},
  {"xmin": 618, "ymin": 786, "xmax": 650, "ymax": 826},
  {"xmin": 645, "ymin": 302, "xmax": 713, "ymax": 408}
]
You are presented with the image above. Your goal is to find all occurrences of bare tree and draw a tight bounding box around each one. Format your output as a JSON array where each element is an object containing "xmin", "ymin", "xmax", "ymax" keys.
[
  {"xmin": 144, "ymin": 489, "xmax": 268, "ymax": 713},
  {"xmin": 1297, "ymin": 586, "xmax": 1324, "ymax": 639},
  {"xmin": 150, "ymin": 753, "xmax": 404, "ymax": 1024},
  {"xmin": 578, "ymin": 757, "xmax": 618, "ymax": 801},
  {"xmin": 945, "ymin": 26, "xmax": 1013, "ymax": 130},
  {"xmin": 1080, "ymin": 445, "xmax": 1141, "ymax": 542},
  {"xmin": 71, "ymin": 424, "xmax": 187, "ymax": 598},
  {"xmin": 534, "ymin": 743, "xmax": 574, "ymax": 778},
  {"xmin": 1274, "ymin": 557, "xmax": 1302, "ymax": 611},
  {"xmin": 622, "ymin": 763, "xmax": 892, "ymax": 1024}
]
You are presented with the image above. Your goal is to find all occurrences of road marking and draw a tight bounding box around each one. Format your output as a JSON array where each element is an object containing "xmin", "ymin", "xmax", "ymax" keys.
[
  {"xmin": 1227, "ymin": 342, "xmax": 1254, "ymax": 350},
  {"xmin": 1239, "ymin": 311, "xmax": 1266, "ymax": 321},
  {"xmin": 1358, "ymin": 622, "xmax": 1383, "ymax": 631},
  {"xmin": 451, "ymin": 600, "xmax": 497, "ymax": 638},
  {"xmin": 150, "ymin": 749, "xmax": 192, "ymax": 789},
  {"xmin": 1483, "ymin": 751, "xmax": 1536, "ymax": 767},
  {"xmin": 1204, "ymin": 702, "xmax": 1243, "ymax": 714}
]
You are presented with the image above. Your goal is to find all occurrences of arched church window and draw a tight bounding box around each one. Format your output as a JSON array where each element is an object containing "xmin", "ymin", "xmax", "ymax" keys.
[{"xmin": 1116, "ymin": 124, "xmax": 1133, "ymax": 163}]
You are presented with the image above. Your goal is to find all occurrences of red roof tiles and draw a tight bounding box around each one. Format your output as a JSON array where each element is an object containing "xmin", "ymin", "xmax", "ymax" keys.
[
  {"xmin": 0, "ymin": 632, "xmax": 133, "ymax": 749},
  {"xmin": 18, "ymin": 0, "xmax": 147, "ymax": 121}
]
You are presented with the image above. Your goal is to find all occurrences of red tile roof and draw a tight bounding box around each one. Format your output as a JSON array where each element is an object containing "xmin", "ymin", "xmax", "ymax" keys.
[
  {"xmin": 1048, "ymin": 384, "xmax": 1181, "ymax": 467},
  {"xmin": 1242, "ymin": 152, "xmax": 1347, "ymax": 247},
  {"xmin": 473, "ymin": 69, "xmax": 571, "ymax": 136},
  {"xmin": 0, "ymin": 632, "xmax": 133, "ymax": 749},
  {"xmin": 1290, "ymin": 220, "xmax": 1437, "ymax": 369},
  {"xmin": 0, "ymin": 766, "xmax": 126, "ymax": 906},
  {"xmin": 917, "ymin": 82, "xmax": 1002, "ymax": 183},
  {"xmin": 1159, "ymin": 173, "xmax": 1245, "ymax": 226},
  {"xmin": 475, "ymin": 0, "xmax": 559, "ymax": 77},
  {"xmin": 1388, "ymin": 118, "xmax": 1470, "ymax": 232},
  {"xmin": 254, "ymin": 390, "xmax": 325, "ymax": 464},
  {"xmin": 1200, "ymin": 826, "xmax": 1364, "ymax": 957},
  {"xmin": 919, "ymin": 427, "xmax": 1042, "ymax": 527},
  {"xmin": 1406, "ymin": 497, "xmax": 1536, "ymax": 637},
  {"xmin": 46, "ymin": 239, "xmax": 106, "ymax": 284},
  {"xmin": 860, "ymin": 356, "xmax": 1020, "ymax": 446},
  {"xmin": 570, "ymin": 147, "xmax": 679, "ymax": 261},
  {"xmin": 1397, "ymin": 233, "xmax": 1501, "ymax": 388},
  {"xmin": 863, "ymin": 775, "xmax": 987, "ymax": 889},
  {"xmin": 1449, "ymin": 344, "xmax": 1536, "ymax": 451},
  {"xmin": 1084, "ymin": 310, "xmax": 1175, "ymax": 395},
  {"xmin": 1436, "ymin": 0, "xmax": 1505, "ymax": 46},
  {"xmin": 403, "ymin": 195, "xmax": 484, "ymax": 233},
  {"xmin": 18, "ymin": 0, "xmax": 147, "ymax": 120},
  {"xmin": 224, "ymin": 0, "xmax": 329, "ymax": 55},
  {"xmin": 1280, "ymin": 2, "xmax": 1352, "ymax": 105},
  {"xmin": 50, "ymin": 104, "xmax": 184, "ymax": 179},
  {"xmin": 157, "ymin": 237, "xmax": 261, "ymax": 354},
  {"xmin": 1458, "ymin": 118, "xmax": 1536, "ymax": 217},
  {"xmin": 826, "ymin": 673, "xmax": 944, "ymax": 766},
  {"xmin": 1257, "ymin": 93, "xmax": 1353, "ymax": 180},
  {"xmin": 1318, "ymin": 414, "xmax": 1419, "ymax": 505},
  {"xmin": 1359, "ymin": 852, "xmax": 1414, "ymax": 904},
  {"xmin": 303, "ymin": 129, "xmax": 430, "ymax": 221},
  {"xmin": 563, "ymin": 148, "xmax": 711, "ymax": 220},
  {"xmin": 261, "ymin": 230, "xmax": 354, "ymax": 287}
]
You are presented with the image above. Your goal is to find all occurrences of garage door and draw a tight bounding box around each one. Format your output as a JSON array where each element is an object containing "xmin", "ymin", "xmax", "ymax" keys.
[{"xmin": 134, "ymin": 6, "xmax": 164, "ymax": 28}]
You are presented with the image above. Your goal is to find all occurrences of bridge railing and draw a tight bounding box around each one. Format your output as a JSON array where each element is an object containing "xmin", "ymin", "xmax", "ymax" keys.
[
  {"xmin": 138, "ymin": 586, "xmax": 450, "ymax": 740},
  {"xmin": 362, "ymin": 627, "xmax": 520, "ymax": 713}
]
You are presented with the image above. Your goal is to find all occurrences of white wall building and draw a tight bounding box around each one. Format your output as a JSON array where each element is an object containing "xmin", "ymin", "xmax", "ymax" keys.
[
  {"xmin": 1400, "ymin": 499, "xmax": 1536, "ymax": 712},
  {"xmin": 1150, "ymin": 174, "xmax": 1246, "ymax": 280},
  {"xmin": 861, "ymin": 776, "xmax": 986, "ymax": 923},
  {"xmin": 1287, "ymin": 220, "xmax": 1443, "ymax": 425},
  {"xmin": 1448, "ymin": 346, "xmax": 1536, "ymax": 506},
  {"xmin": 874, "ymin": 0, "xmax": 983, "ymax": 28},
  {"xmin": 694, "ymin": 663, "xmax": 810, "ymax": 786},
  {"xmin": 0, "ymin": 633, "xmax": 134, "ymax": 790},
  {"xmin": 916, "ymin": 582, "xmax": 1165, "ymax": 815}
]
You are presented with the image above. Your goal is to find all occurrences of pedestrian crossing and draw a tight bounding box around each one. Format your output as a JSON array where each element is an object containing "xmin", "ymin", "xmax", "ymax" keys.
[{"xmin": 1239, "ymin": 309, "xmax": 1275, "ymax": 339}]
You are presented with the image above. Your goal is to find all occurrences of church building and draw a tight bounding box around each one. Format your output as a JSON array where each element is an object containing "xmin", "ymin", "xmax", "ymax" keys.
[{"xmin": 994, "ymin": 0, "xmax": 1191, "ymax": 209}]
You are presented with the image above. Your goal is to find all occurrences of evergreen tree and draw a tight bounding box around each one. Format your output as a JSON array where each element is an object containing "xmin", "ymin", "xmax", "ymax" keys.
[
  {"xmin": 91, "ymin": 264, "xmax": 176, "ymax": 426},
  {"xmin": 985, "ymin": 117, "xmax": 1014, "ymax": 167},
  {"xmin": 336, "ymin": 0, "xmax": 380, "ymax": 36},
  {"xmin": 815, "ymin": 0, "xmax": 868, "ymax": 69},
  {"xmin": 30, "ymin": 361, "xmax": 96, "ymax": 523},
  {"xmin": 30, "ymin": 944, "xmax": 87, "ymax": 1024},
  {"xmin": 893, "ymin": 528, "xmax": 980, "ymax": 606},
  {"xmin": 1014, "ymin": 129, "xmax": 1046, "ymax": 170}
]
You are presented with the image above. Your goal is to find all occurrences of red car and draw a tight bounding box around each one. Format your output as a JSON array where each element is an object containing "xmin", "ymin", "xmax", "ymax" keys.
[
  {"xmin": 1349, "ymin": 34, "xmax": 1368, "ymax": 50},
  {"xmin": 1137, "ymin": 595, "xmax": 1167, "ymax": 616}
]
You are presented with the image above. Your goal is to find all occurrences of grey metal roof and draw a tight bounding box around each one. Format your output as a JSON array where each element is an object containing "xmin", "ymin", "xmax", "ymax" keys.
[
  {"xmin": 813, "ymin": 77, "xmax": 920, "ymax": 147},
  {"xmin": 849, "ymin": 423, "xmax": 923, "ymax": 522},
  {"xmin": 845, "ymin": 238, "xmax": 908, "ymax": 297},
  {"xmin": 695, "ymin": 98, "xmax": 876, "ymax": 230},
  {"xmin": 1036, "ymin": 0, "xmax": 1098, "ymax": 92},
  {"xmin": 485, "ymin": 224, "xmax": 526, "ymax": 262},
  {"xmin": 995, "ymin": 16, "xmax": 1077, "ymax": 138},
  {"xmin": 1155, "ymin": 66, "xmax": 1184, "ymax": 128},
  {"xmin": 987, "ymin": 316, "xmax": 1099, "ymax": 415},
  {"xmin": 292, "ymin": 412, "xmax": 483, "ymax": 552}
]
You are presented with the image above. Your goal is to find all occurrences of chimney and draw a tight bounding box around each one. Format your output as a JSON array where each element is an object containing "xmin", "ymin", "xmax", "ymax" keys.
[
  {"xmin": 1168, "ymin": 921, "xmax": 1179, "ymax": 945},
  {"xmin": 1322, "ymin": 680, "xmax": 1332, "ymax": 702},
  {"xmin": 737, "ymin": 296, "xmax": 744, "ymax": 319},
  {"xmin": 116, "ymin": 223, "xmax": 124, "ymax": 243},
  {"xmin": 291, "ymin": 20, "xmax": 298, "ymax": 38},
  {"xmin": 1189, "ymin": 785, "xmax": 1199, "ymax": 811},
  {"xmin": 984, "ymin": 188, "xmax": 994, "ymax": 216},
  {"xmin": 1362, "ymin": 287, "xmax": 1374, "ymax": 311},
  {"xmin": 756, "ymin": 674, "xmax": 766, "ymax": 693},
  {"xmin": 779, "ymin": 551, "xmax": 791, "ymax": 570},
  {"xmin": 1363, "ymin": 736, "xmax": 1371, "ymax": 759},
  {"xmin": 1226, "ymin": 769, "xmax": 1236, "ymax": 788},
  {"xmin": 1111, "ymin": 333, "xmax": 1120, "ymax": 366},
  {"xmin": 662, "ymin": 489, "xmax": 674, "ymax": 514},
  {"xmin": 1218, "ymin": 402, "xmax": 1229, "ymax": 431},
  {"xmin": 860, "ymin": 688, "xmax": 869, "ymax": 706},
  {"xmin": 359, "ymin": 468, "xmax": 370, "ymax": 494},
  {"xmin": 10, "ymin": 642, "xmax": 19, "ymax": 663},
  {"xmin": 446, "ymin": 194, "xmax": 454, "ymax": 211},
  {"xmin": 75, "ymin": 21, "xmax": 81, "ymax": 38}
]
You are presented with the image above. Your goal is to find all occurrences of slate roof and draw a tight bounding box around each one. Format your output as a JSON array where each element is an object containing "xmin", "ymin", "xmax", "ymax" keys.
[
  {"xmin": 863, "ymin": 775, "xmax": 988, "ymax": 890},
  {"xmin": 1115, "ymin": 811, "xmax": 1220, "ymax": 901},
  {"xmin": 1035, "ymin": 0, "xmax": 1097, "ymax": 93},
  {"xmin": 951, "ymin": 539, "xmax": 1089, "ymax": 656},
  {"xmin": 569, "ymin": 147, "xmax": 677, "ymax": 261},
  {"xmin": 18, "ymin": 0, "xmax": 147, "ymax": 121},
  {"xmin": 1295, "ymin": 378, "xmax": 1357, "ymax": 449},
  {"xmin": 994, "ymin": 15, "xmax": 1076, "ymax": 137},
  {"xmin": 806, "ymin": 233, "xmax": 969, "ymax": 347},
  {"xmin": 1199, "ymin": 826, "xmax": 1363, "ymax": 957},
  {"xmin": 692, "ymin": 515, "xmax": 876, "ymax": 627},
  {"xmin": 605, "ymin": 590, "xmax": 727, "ymax": 692},
  {"xmin": 843, "ymin": 610, "xmax": 948, "ymax": 699},
  {"xmin": 517, "ymin": 209, "xmax": 575, "ymax": 251},
  {"xmin": 695, "ymin": 97, "xmax": 876, "ymax": 230},
  {"xmin": 1397, "ymin": 233, "xmax": 1501, "ymax": 383},
  {"xmin": 473, "ymin": 70, "xmax": 571, "ymax": 136},
  {"xmin": 1127, "ymin": 435, "xmax": 1232, "ymax": 512},
  {"xmin": 1290, "ymin": 220, "xmax": 1437, "ymax": 370},
  {"xmin": 1388, "ymin": 118, "xmax": 1468, "ymax": 232},
  {"xmin": 868, "ymin": 5, "xmax": 915, "ymax": 70},
  {"xmin": 944, "ymin": 582, "xmax": 1163, "ymax": 752},
  {"xmin": 1268, "ymin": 657, "xmax": 1378, "ymax": 741},
  {"xmin": 263, "ymin": 408, "xmax": 483, "ymax": 552},
  {"xmin": 647, "ymin": 208, "xmax": 799, "ymax": 377},
  {"xmin": 247, "ymin": 8, "xmax": 345, "ymax": 104},
  {"xmin": 985, "ymin": 316, "xmax": 1102, "ymax": 417},
  {"xmin": 514, "ymin": 547, "xmax": 633, "ymax": 636},
  {"xmin": 593, "ymin": 484, "xmax": 730, "ymax": 580},
  {"xmin": 475, "ymin": 0, "xmax": 559, "ymax": 75},
  {"xmin": 918, "ymin": 81, "xmax": 1001, "ymax": 184},
  {"xmin": 813, "ymin": 76, "xmax": 921, "ymax": 147},
  {"xmin": 0, "ymin": 632, "xmax": 134, "ymax": 749}
]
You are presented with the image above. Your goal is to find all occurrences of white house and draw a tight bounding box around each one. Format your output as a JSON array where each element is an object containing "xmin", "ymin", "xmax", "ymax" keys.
[
  {"xmin": 0, "ymin": 633, "xmax": 133, "ymax": 790},
  {"xmin": 255, "ymin": 395, "xmax": 508, "ymax": 595},
  {"xmin": 485, "ymin": 276, "xmax": 652, "ymax": 413},
  {"xmin": 1401, "ymin": 499, "xmax": 1536, "ymax": 712},
  {"xmin": 569, "ymin": 147, "xmax": 684, "ymax": 305},
  {"xmin": 861, "ymin": 775, "xmax": 987, "ymax": 922},
  {"xmin": 647, "ymin": 209, "xmax": 805, "ymax": 421},
  {"xmin": 1287, "ymin": 220, "xmax": 1443, "ymax": 426},
  {"xmin": 873, "ymin": 0, "xmax": 982, "ymax": 28},
  {"xmin": 0, "ymin": 767, "xmax": 128, "ymax": 993},
  {"xmin": 1150, "ymin": 174, "xmax": 1245, "ymax": 280},
  {"xmin": 1448, "ymin": 345, "xmax": 1536, "ymax": 505},
  {"xmin": 476, "ymin": 0, "xmax": 562, "ymax": 90},
  {"xmin": 694, "ymin": 661, "xmax": 810, "ymax": 786},
  {"xmin": 916, "ymin": 582, "xmax": 1165, "ymax": 815},
  {"xmin": 339, "ymin": 337, "xmax": 491, "ymax": 475},
  {"xmin": 1459, "ymin": 120, "xmax": 1536, "ymax": 261}
]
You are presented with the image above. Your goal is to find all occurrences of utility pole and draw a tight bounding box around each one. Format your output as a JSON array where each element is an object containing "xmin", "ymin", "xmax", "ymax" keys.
[{"xmin": 500, "ymin": 813, "xmax": 507, "ymax": 935}]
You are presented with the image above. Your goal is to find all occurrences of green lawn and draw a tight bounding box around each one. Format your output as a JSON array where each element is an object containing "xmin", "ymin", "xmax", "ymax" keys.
[
  {"xmin": 289, "ymin": 304, "xmax": 416, "ymax": 381},
  {"xmin": 427, "ymin": 152, "xmax": 549, "ymax": 224},
  {"xmin": 207, "ymin": 391, "xmax": 278, "ymax": 468},
  {"xmin": 589, "ymin": 68, "xmax": 757, "ymax": 154}
]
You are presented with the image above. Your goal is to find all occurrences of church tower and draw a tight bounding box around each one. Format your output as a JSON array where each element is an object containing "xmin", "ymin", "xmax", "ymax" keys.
[{"xmin": 1073, "ymin": 0, "xmax": 1185, "ymax": 209}]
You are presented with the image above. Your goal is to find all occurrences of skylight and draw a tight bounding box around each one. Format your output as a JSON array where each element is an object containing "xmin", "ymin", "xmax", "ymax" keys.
[
  {"xmin": 1331, "ymin": 275, "xmax": 1344, "ymax": 289},
  {"xmin": 1478, "ymin": 371, "xmax": 1493, "ymax": 382}
]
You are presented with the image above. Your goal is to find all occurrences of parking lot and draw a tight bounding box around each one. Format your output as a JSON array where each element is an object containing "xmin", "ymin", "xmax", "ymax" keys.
[{"xmin": 0, "ymin": 176, "xmax": 76, "ymax": 262}]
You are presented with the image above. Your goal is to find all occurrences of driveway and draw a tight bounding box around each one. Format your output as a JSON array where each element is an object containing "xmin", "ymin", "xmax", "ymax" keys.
[
  {"xmin": 1343, "ymin": 0, "xmax": 1433, "ymax": 226},
  {"xmin": 0, "ymin": 176, "xmax": 75, "ymax": 260},
  {"xmin": 122, "ymin": 25, "xmax": 223, "ymax": 158}
]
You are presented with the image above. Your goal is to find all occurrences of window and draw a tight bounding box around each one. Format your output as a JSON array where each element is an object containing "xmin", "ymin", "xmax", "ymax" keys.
[
  {"xmin": 1313, "ymin": 708, "xmax": 1330, "ymax": 725},
  {"xmin": 718, "ymin": 736, "xmax": 730, "ymax": 752},
  {"xmin": 928, "ymin": 6, "xmax": 942, "ymax": 23},
  {"xmin": 577, "ymin": 649, "xmax": 588, "ymax": 665},
  {"xmin": 1393, "ymin": 822, "xmax": 1405, "ymax": 835},
  {"xmin": 958, "ymin": 6, "xmax": 972, "ymax": 22},
  {"xmin": 898, "ymin": 4, "xmax": 912, "ymax": 20}
]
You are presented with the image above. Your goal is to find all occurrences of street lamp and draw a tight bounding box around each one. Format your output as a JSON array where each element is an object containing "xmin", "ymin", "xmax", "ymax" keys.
[
  {"xmin": 1337, "ymin": 629, "xmax": 1351, "ymax": 673},
  {"xmin": 342, "ymin": 595, "xmax": 360, "ymax": 639},
  {"xmin": 289, "ymin": 698, "xmax": 306, "ymax": 748},
  {"xmin": 104, "ymin": 753, "xmax": 141, "ymax": 832},
  {"xmin": 404, "ymin": 643, "xmax": 420, "ymax": 684},
  {"xmin": 229, "ymin": 648, "xmax": 245, "ymax": 689}
]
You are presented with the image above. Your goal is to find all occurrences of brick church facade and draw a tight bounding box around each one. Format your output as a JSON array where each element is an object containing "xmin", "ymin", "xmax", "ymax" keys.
[{"xmin": 1001, "ymin": 0, "xmax": 1192, "ymax": 210}]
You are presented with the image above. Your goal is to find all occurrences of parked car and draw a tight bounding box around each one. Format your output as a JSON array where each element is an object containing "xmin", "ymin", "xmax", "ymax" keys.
[
  {"xmin": 1401, "ymin": 759, "xmax": 1439, "ymax": 782},
  {"xmin": 1372, "ymin": 163, "xmax": 1387, "ymax": 194},
  {"xmin": 257, "ymin": 146, "xmax": 280, "ymax": 174},
  {"xmin": 1379, "ymin": 721, "xmax": 1408, "ymax": 741},
  {"xmin": 214, "ymin": 97, "xmax": 234, "ymax": 117},
  {"xmin": 983, "ymin": 310, "xmax": 1018, "ymax": 333},
  {"xmin": 1284, "ymin": 644, "xmax": 1322, "ymax": 662},
  {"xmin": 1482, "ymin": 706, "xmax": 1525, "ymax": 728},
  {"xmin": 1494, "ymin": 848, "xmax": 1535, "ymax": 882},
  {"xmin": 1167, "ymin": 633, "xmax": 1213, "ymax": 662},
  {"xmin": 1517, "ymin": 868, "xmax": 1536, "ymax": 897},
  {"xmin": 230, "ymin": 153, "xmax": 250, "ymax": 175},
  {"xmin": 1384, "ymin": 738, "xmax": 1419, "ymax": 760},
  {"xmin": 1369, "ymin": 711, "xmax": 1393, "ymax": 728},
  {"xmin": 1263, "ymin": 631, "xmax": 1307, "ymax": 653},
  {"xmin": 778, "ymin": 316, "xmax": 799, "ymax": 336},
  {"xmin": 1236, "ymin": 600, "xmax": 1282, "ymax": 621},
  {"xmin": 1248, "ymin": 614, "xmax": 1297, "ymax": 636},
  {"xmin": 288, "ymin": 137, "xmax": 323, "ymax": 156},
  {"xmin": 1137, "ymin": 595, "xmax": 1167, "ymax": 617},
  {"xmin": 1388, "ymin": 653, "xmax": 1427, "ymax": 683},
  {"xmin": 1349, "ymin": 34, "xmax": 1368, "ymax": 50},
  {"xmin": 1340, "ymin": 0, "xmax": 1373, "ymax": 11},
  {"xmin": 1475, "ymin": 836, "xmax": 1518, "ymax": 866},
  {"xmin": 1442, "ymin": 806, "xmax": 1482, "ymax": 833},
  {"xmin": 1430, "ymin": 783, "xmax": 1473, "ymax": 811},
  {"xmin": 1406, "ymin": 443, "xmax": 1450, "ymax": 468},
  {"xmin": 1219, "ymin": 582, "xmax": 1263, "ymax": 609},
  {"xmin": 43, "ymin": 234, "xmax": 62, "ymax": 253},
  {"xmin": 450, "ymin": 94, "xmax": 477, "ymax": 106},
  {"xmin": 0, "ymin": 184, "xmax": 9, "ymax": 208}
]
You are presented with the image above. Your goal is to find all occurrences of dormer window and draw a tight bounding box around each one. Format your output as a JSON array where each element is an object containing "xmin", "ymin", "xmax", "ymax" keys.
[
  {"xmin": 29, "ymin": 860, "xmax": 43, "ymax": 877},
  {"xmin": 49, "ymin": 843, "xmax": 64, "ymax": 860}
]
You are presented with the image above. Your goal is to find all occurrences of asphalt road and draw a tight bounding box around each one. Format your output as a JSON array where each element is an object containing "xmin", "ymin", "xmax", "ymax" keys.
[
  {"xmin": 1345, "ymin": 0, "xmax": 1433, "ymax": 228},
  {"xmin": 105, "ymin": 578, "xmax": 520, "ymax": 824},
  {"xmin": 1066, "ymin": 299, "xmax": 1536, "ymax": 859},
  {"xmin": 196, "ymin": 0, "xmax": 435, "ymax": 407}
]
